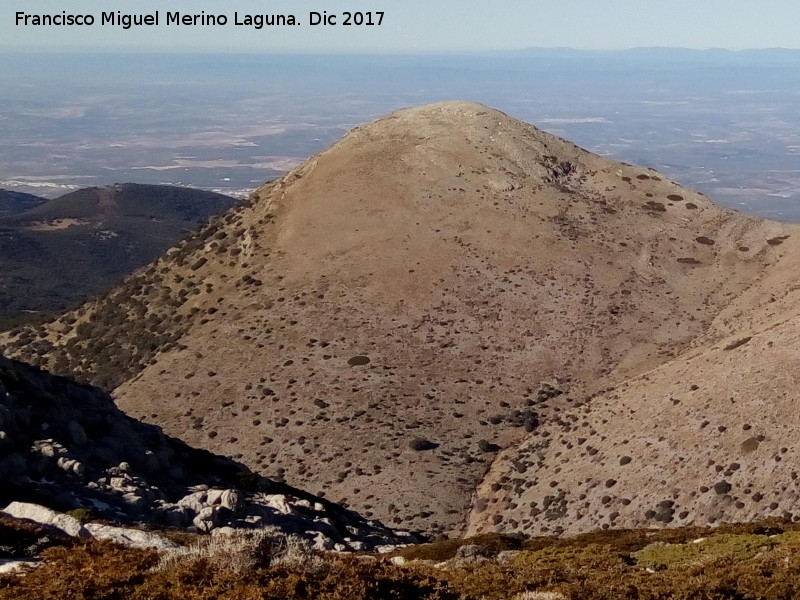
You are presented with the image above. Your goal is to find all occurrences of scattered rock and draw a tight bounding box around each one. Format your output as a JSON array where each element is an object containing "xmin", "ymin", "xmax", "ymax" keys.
[
  {"xmin": 0, "ymin": 356, "xmax": 417, "ymax": 552},
  {"xmin": 2, "ymin": 502, "xmax": 90, "ymax": 539},
  {"xmin": 0, "ymin": 558, "xmax": 40, "ymax": 575},
  {"xmin": 84, "ymin": 523, "xmax": 179, "ymax": 550}
]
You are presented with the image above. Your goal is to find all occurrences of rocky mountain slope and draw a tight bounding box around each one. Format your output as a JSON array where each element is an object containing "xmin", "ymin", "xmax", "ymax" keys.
[
  {"xmin": 2, "ymin": 101, "xmax": 798, "ymax": 536},
  {"xmin": 0, "ymin": 354, "xmax": 414, "ymax": 551},
  {"xmin": 0, "ymin": 183, "xmax": 235, "ymax": 327},
  {"xmin": 467, "ymin": 263, "xmax": 800, "ymax": 536}
]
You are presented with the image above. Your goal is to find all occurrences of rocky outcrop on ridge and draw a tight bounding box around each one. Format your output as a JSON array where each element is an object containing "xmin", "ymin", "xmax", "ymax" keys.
[{"xmin": 0, "ymin": 355, "xmax": 417, "ymax": 551}]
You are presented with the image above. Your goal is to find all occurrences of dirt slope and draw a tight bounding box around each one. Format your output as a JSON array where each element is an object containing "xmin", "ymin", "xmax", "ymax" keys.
[
  {"xmin": 1, "ymin": 101, "xmax": 796, "ymax": 535},
  {"xmin": 467, "ymin": 243, "xmax": 800, "ymax": 536}
]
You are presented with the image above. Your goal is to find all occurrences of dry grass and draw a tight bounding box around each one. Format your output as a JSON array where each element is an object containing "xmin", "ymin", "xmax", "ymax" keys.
[
  {"xmin": 156, "ymin": 527, "xmax": 327, "ymax": 575},
  {"xmin": 512, "ymin": 593, "xmax": 567, "ymax": 600},
  {"xmin": 4, "ymin": 521, "xmax": 800, "ymax": 599}
]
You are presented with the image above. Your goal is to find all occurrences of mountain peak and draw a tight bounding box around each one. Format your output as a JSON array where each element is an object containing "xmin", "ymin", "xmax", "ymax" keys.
[{"xmin": 2, "ymin": 102, "xmax": 797, "ymax": 536}]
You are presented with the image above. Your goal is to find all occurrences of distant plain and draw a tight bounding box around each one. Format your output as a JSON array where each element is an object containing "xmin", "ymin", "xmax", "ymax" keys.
[{"xmin": 2, "ymin": 49, "xmax": 800, "ymax": 220}]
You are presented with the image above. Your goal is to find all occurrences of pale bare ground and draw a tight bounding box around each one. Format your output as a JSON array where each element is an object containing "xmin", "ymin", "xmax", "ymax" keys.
[
  {"xmin": 25, "ymin": 218, "xmax": 88, "ymax": 231},
  {"xmin": 6, "ymin": 101, "xmax": 800, "ymax": 537}
]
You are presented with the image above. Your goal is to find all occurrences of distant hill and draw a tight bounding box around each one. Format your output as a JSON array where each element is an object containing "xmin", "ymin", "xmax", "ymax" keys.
[
  {"xmin": 518, "ymin": 47, "xmax": 800, "ymax": 65},
  {"xmin": 6, "ymin": 101, "xmax": 798, "ymax": 538},
  {"xmin": 0, "ymin": 189, "xmax": 47, "ymax": 216},
  {"xmin": 0, "ymin": 183, "xmax": 236, "ymax": 327}
]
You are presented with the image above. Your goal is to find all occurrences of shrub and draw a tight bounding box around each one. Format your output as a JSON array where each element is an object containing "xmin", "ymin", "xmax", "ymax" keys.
[
  {"xmin": 156, "ymin": 528, "xmax": 326, "ymax": 575},
  {"xmin": 409, "ymin": 437, "xmax": 439, "ymax": 451},
  {"xmin": 347, "ymin": 355, "xmax": 371, "ymax": 366},
  {"xmin": 66, "ymin": 508, "xmax": 94, "ymax": 523},
  {"xmin": 633, "ymin": 533, "xmax": 778, "ymax": 570},
  {"xmin": 714, "ymin": 481, "xmax": 732, "ymax": 495},
  {"xmin": 478, "ymin": 439, "xmax": 501, "ymax": 453}
]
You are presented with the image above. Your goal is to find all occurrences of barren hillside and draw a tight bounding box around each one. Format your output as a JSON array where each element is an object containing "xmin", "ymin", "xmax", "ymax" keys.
[
  {"xmin": 467, "ymin": 252, "xmax": 800, "ymax": 536},
  {"xmin": 2, "ymin": 101, "xmax": 797, "ymax": 535}
]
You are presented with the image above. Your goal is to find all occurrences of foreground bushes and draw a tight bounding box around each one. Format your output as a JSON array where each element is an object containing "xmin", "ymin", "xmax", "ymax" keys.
[
  {"xmin": 4, "ymin": 521, "xmax": 800, "ymax": 599},
  {"xmin": 0, "ymin": 532, "xmax": 458, "ymax": 600}
]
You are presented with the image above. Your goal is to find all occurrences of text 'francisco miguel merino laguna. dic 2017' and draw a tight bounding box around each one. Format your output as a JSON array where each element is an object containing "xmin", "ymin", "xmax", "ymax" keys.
[{"xmin": 15, "ymin": 11, "xmax": 385, "ymax": 29}]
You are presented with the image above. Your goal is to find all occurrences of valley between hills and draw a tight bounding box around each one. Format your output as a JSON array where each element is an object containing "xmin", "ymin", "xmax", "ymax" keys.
[
  {"xmin": 0, "ymin": 183, "xmax": 235, "ymax": 328},
  {"xmin": 3, "ymin": 100, "xmax": 800, "ymax": 548}
]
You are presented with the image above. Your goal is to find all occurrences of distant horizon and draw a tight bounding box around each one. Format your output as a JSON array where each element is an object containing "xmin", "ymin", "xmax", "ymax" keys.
[
  {"xmin": 3, "ymin": 46, "xmax": 800, "ymax": 56},
  {"xmin": 3, "ymin": 51, "xmax": 800, "ymax": 221}
]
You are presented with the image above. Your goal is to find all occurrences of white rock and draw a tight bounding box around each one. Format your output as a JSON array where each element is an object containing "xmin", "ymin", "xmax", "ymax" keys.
[
  {"xmin": 33, "ymin": 439, "xmax": 65, "ymax": 458},
  {"xmin": 178, "ymin": 491, "xmax": 207, "ymax": 513},
  {"xmin": 2, "ymin": 502, "xmax": 90, "ymax": 538},
  {"xmin": 243, "ymin": 514, "xmax": 264, "ymax": 526},
  {"xmin": 308, "ymin": 530, "xmax": 332, "ymax": 551},
  {"xmin": 258, "ymin": 494, "xmax": 293, "ymax": 515},
  {"xmin": 206, "ymin": 489, "xmax": 241, "ymax": 511},
  {"xmin": 193, "ymin": 506, "xmax": 218, "ymax": 533},
  {"xmin": 85, "ymin": 523, "xmax": 179, "ymax": 550},
  {"xmin": 390, "ymin": 556, "xmax": 407, "ymax": 565},
  {"xmin": 396, "ymin": 530, "xmax": 415, "ymax": 537},
  {"xmin": 0, "ymin": 558, "xmax": 40, "ymax": 575},
  {"xmin": 56, "ymin": 457, "xmax": 85, "ymax": 477},
  {"xmin": 109, "ymin": 477, "xmax": 128, "ymax": 490}
]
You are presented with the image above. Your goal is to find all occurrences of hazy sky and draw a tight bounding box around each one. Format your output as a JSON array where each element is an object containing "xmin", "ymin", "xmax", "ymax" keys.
[{"xmin": 2, "ymin": 0, "xmax": 799, "ymax": 52}]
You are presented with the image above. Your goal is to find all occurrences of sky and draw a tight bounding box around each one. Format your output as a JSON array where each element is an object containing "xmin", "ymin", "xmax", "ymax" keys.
[{"xmin": 2, "ymin": 0, "xmax": 800, "ymax": 53}]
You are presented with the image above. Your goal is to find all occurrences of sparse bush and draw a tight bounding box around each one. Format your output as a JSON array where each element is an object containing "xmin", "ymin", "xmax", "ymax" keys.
[
  {"xmin": 347, "ymin": 355, "xmax": 371, "ymax": 366},
  {"xmin": 478, "ymin": 439, "xmax": 501, "ymax": 453},
  {"xmin": 714, "ymin": 481, "xmax": 732, "ymax": 495},
  {"xmin": 409, "ymin": 437, "xmax": 438, "ymax": 451},
  {"xmin": 66, "ymin": 508, "xmax": 94, "ymax": 523},
  {"xmin": 633, "ymin": 533, "xmax": 778, "ymax": 570},
  {"xmin": 8, "ymin": 521, "xmax": 800, "ymax": 599},
  {"xmin": 156, "ymin": 528, "xmax": 326, "ymax": 575}
]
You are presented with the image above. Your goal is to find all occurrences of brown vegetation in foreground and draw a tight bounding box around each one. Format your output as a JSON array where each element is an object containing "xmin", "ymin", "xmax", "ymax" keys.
[{"xmin": 4, "ymin": 519, "xmax": 800, "ymax": 600}]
